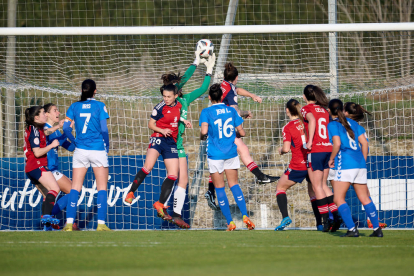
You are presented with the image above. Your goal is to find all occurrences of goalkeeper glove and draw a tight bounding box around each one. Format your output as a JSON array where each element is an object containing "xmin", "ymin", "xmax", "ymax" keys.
[
  {"xmin": 193, "ymin": 49, "xmax": 203, "ymax": 66},
  {"xmin": 200, "ymin": 53, "xmax": 216, "ymax": 75}
]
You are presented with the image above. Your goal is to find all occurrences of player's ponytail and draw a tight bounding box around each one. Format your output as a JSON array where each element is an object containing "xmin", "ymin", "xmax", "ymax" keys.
[
  {"xmin": 209, "ymin": 83, "xmax": 223, "ymax": 102},
  {"xmin": 224, "ymin": 62, "xmax": 238, "ymax": 82},
  {"xmin": 329, "ymin": 99, "xmax": 355, "ymax": 140},
  {"xmin": 80, "ymin": 79, "xmax": 96, "ymax": 102},
  {"xmin": 25, "ymin": 105, "xmax": 44, "ymax": 130},
  {"xmin": 286, "ymin": 99, "xmax": 307, "ymax": 139},
  {"xmin": 344, "ymin": 102, "xmax": 371, "ymax": 122},
  {"xmin": 160, "ymin": 73, "xmax": 183, "ymax": 97},
  {"xmin": 303, "ymin": 85, "xmax": 329, "ymax": 109}
]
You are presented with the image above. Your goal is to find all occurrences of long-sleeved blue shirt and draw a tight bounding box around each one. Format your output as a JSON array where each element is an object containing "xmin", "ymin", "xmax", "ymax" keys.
[{"xmin": 44, "ymin": 122, "xmax": 75, "ymax": 171}]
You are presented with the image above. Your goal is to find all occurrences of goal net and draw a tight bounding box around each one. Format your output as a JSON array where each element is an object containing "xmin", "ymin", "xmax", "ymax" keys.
[{"xmin": 0, "ymin": 28, "xmax": 413, "ymax": 230}]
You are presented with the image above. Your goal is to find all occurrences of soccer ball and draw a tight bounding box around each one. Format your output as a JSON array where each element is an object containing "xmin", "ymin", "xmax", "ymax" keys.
[{"xmin": 196, "ymin": 39, "xmax": 214, "ymax": 58}]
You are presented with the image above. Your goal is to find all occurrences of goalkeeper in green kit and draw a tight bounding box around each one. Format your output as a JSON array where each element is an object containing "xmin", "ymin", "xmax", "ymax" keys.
[{"xmin": 155, "ymin": 50, "xmax": 216, "ymax": 228}]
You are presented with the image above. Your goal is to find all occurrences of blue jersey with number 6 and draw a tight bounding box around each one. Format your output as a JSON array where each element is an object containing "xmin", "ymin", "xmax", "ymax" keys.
[
  {"xmin": 327, "ymin": 117, "xmax": 366, "ymax": 170},
  {"xmin": 199, "ymin": 103, "xmax": 244, "ymax": 160},
  {"xmin": 65, "ymin": 99, "xmax": 109, "ymax": 151}
]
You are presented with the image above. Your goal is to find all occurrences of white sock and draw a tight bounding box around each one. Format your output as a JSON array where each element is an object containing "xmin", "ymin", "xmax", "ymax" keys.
[
  {"xmin": 67, "ymin": 218, "xmax": 74, "ymax": 224},
  {"xmin": 173, "ymin": 186, "xmax": 186, "ymax": 215},
  {"xmin": 98, "ymin": 220, "xmax": 105, "ymax": 225},
  {"xmin": 349, "ymin": 227, "xmax": 355, "ymax": 231}
]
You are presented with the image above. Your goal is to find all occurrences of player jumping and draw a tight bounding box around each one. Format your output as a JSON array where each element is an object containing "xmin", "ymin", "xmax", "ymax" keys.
[
  {"xmin": 156, "ymin": 52, "xmax": 216, "ymax": 228},
  {"xmin": 205, "ymin": 62, "xmax": 279, "ymax": 210},
  {"xmin": 124, "ymin": 77, "xmax": 192, "ymax": 223}
]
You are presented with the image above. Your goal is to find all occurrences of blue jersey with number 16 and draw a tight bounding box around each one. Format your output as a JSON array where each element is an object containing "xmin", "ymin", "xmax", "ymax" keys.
[
  {"xmin": 65, "ymin": 99, "xmax": 109, "ymax": 151},
  {"xmin": 199, "ymin": 103, "xmax": 244, "ymax": 160}
]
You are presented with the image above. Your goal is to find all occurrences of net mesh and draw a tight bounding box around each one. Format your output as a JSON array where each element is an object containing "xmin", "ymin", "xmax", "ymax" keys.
[
  {"xmin": 1, "ymin": 0, "xmax": 413, "ymax": 230},
  {"xmin": 0, "ymin": 31, "xmax": 413, "ymax": 229}
]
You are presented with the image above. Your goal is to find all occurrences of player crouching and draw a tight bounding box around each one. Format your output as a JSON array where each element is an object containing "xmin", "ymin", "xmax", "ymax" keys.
[{"xmin": 199, "ymin": 84, "xmax": 255, "ymax": 231}]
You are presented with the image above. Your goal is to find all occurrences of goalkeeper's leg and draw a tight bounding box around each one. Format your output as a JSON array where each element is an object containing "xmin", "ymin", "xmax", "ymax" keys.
[{"xmin": 169, "ymin": 156, "xmax": 190, "ymax": 229}]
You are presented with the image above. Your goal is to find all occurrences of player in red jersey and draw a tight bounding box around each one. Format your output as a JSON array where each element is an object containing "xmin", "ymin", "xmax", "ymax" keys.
[
  {"xmin": 24, "ymin": 106, "xmax": 60, "ymax": 230},
  {"xmin": 125, "ymin": 82, "xmax": 192, "ymax": 221},
  {"xmin": 204, "ymin": 62, "xmax": 279, "ymax": 210},
  {"xmin": 301, "ymin": 85, "xmax": 341, "ymax": 232},
  {"xmin": 274, "ymin": 99, "xmax": 309, "ymax": 230}
]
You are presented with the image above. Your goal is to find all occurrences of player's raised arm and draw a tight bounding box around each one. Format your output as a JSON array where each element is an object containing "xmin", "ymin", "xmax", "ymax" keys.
[{"xmin": 236, "ymin": 87, "xmax": 262, "ymax": 103}]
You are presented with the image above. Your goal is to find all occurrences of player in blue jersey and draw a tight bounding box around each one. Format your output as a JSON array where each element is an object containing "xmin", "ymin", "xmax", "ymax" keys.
[
  {"xmin": 43, "ymin": 103, "xmax": 80, "ymax": 230},
  {"xmin": 199, "ymin": 83, "xmax": 255, "ymax": 231},
  {"xmin": 327, "ymin": 99, "xmax": 383, "ymax": 237},
  {"xmin": 61, "ymin": 79, "xmax": 111, "ymax": 231},
  {"xmin": 344, "ymin": 102, "xmax": 387, "ymax": 230}
]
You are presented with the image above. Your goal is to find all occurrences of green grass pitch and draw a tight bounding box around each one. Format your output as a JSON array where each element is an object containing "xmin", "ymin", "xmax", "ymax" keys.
[{"xmin": 1, "ymin": 230, "xmax": 413, "ymax": 276}]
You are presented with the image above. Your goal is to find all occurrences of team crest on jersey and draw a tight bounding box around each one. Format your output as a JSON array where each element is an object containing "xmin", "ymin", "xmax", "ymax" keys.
[
  {"xmin": 33, "ymin": 138, "xmax": 39, "ymax": 145},
  {"xmin": 152, "ymin": 109, "xmax": 157, "ymax": 116}
]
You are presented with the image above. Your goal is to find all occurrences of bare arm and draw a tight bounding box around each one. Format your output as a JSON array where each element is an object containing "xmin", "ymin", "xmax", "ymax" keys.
[
  {"xmin": 32, "ymin": 139, "xmax": 60, "ymax": 158},
  {"xmin": 230, "ymin": 104, "xmax": 252, "ymax": 119},
  {"xmin": 328, "ymin": 136, "xmax": 341, "ymax": 168},
  {"xmin": 235, "ymin": 124, "xmax": 245, "ymax": 137},
  {"xmin": 44, "ymin": 120, "xmax": 64, "ymax": 136},
  {"xmin": 148, "ymin": 118, "xmax": 172, "ymax": 137},
  {"xmin": 278, "ymin": 141, "xmax": 291, "ymax": 155},
  {"xmin": 236, "ymin": 87, "xmax": 262, "ymax": 103},
  {"xmin": 200, "ymin": 122, "xmax": 208, "ymax": 140},
  {"xmin": 305, "ymin": 113, "xmax": 316, "ymax": 150},
  {"xmin": 358, "ymin": 134, "xmax": 369, "ymax": 161}
]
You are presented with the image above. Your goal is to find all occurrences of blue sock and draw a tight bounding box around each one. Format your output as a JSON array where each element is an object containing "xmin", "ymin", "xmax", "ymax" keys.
[
  {"xmin": 51, "ymin": 194, "xmax": 69, "ymax": 216},
  {"xmin": 97, "ymin": 190, "xmax": 108, "ymax": 224},
  {"xmin": 216, "ymin": 187, "xmax": 233, "ymax": 224},
  {"xmin": 364, "ymin": 201, "xmax": 379, "ymax": 229},
  {"xmin": 230, "ymin": 184, "xmax": 248, "ymax": 217},
  {"xmin": 66, "ymin": 189, "xmax": 79, "ymax": 223},
  {"xmin": 338, "ymin": 203, "xmax": 355, "ymax": 230}
]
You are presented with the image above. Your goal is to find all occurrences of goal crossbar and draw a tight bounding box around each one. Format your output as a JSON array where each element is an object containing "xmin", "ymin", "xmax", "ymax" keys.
[{"xmin": 1, "ymin": 23, "xmax": 414, "ymax": 36}]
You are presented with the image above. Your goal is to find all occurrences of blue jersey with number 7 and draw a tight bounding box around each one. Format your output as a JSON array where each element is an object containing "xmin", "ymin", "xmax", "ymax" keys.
[
  {"xmin": 199, "ymin": 103, "xmax": 244, "ymax": 160},
  {"xmin": 65, "ymin": 99, "xmax": 109, "ymax": 151}
]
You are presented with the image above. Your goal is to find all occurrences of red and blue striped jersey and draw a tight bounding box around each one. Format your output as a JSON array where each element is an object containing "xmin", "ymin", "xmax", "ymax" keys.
[{"xmin": 151, "ymin": 100, "xmax": 182, "ymax": 142}]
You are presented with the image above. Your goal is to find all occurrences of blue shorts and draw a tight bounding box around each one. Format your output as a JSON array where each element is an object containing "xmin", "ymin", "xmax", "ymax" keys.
[
  {"xmin": 307, "ymin": 152, "xmax": 330, "ymax": 171},
  {"xmin": 284, "ymin": 168, "xmax": 309, "ymax": 183},
  {"xmin": 148, "ymin": 137, "xmax": 178, "ymax": 159},
  {"xmin": 26, "ymin": 166, "xmax": 49, "ymax": 185}
]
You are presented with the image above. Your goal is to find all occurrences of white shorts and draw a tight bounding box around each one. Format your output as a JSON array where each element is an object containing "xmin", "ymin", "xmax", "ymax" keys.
[
  {"xmin": 52, "ymin": 170, "xmax": 64, "ymax": 181},
  {"xmin": 208, "ymin": 156, "xmax": 240, "ymax": 174},
  {"xmin": 327, "ymin": 169, "xmax": 336, "ymax": 181},
  {"xmin": 333, "ymin": 168, "xmax": 367, "ymax": 184},
  {"xmin": 73, "ymin": 148, "xmax": 109, "ymax": 168}
]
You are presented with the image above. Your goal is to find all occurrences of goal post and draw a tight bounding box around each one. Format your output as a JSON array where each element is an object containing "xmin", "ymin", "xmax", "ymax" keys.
[{"xmin": 1, "ymin": 22, "xmax": 414, "ymax": 230}]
